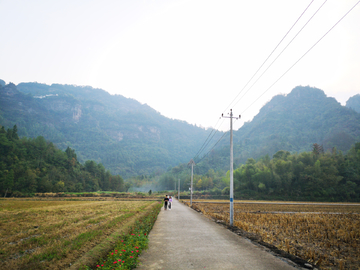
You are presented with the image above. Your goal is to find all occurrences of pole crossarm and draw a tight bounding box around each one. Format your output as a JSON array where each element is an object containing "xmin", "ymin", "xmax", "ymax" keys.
[{"xmin": 221, "ymin": 109, "xmax": 240, "ymax": 120}]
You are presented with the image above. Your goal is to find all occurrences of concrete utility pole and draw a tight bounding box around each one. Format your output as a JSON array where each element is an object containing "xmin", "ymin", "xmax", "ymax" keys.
[
  {"xmin": 178, "ymin": 178, "xmax": 180, "ymax": 200},
  {"xmin": 188, "ymin": 159, "xmax": 195, "ymax": 206},
  {"xmin": 222, "ymin": 109, "xmax": 240, "ymax": 226}
]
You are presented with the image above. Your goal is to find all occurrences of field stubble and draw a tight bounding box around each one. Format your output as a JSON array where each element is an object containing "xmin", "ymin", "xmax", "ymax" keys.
[
  {"xmin": 0, "ymin": 198, "xmax": 157, "ymax": 269},
  {"xmin": 185, "ymin": 201, "xmax": 360, "ymax": 270}
]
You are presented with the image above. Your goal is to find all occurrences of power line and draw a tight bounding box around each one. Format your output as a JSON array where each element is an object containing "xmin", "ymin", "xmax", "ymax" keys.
[
  {"xmin": 193, "ymin": 127, "xmax": 216, "ymax": 160},
  {"xmin": 194, "ymin": 1, "xmax": 315, "ymax": 162},
  {"xmin": 190, "ymin": 0, "xmax": 359, "ymax": 166},
  {"xmin": 194, "ymin": 125, "xmax": 224, "ymax": 161},
  {"xmin": 193, "ymin": 127, "xmax": 219, "ymax": 160},
  {"xmin": 222, "ymin": 0, "xmax": 315, "ymax": 114},
  {"xmin": 196, "ymin": 130, "xmax": 229, "ymax": 163},
  {"xmin": 193, "ymin": 118, "xmax": 224, "ymax": 160},
  {"xmin": 241, "ymin": 0, "xmax": 360, "ymax": 115},
  {"xmin": 232, "ymin": 0, "xmax": 328, "ymax": 110}
]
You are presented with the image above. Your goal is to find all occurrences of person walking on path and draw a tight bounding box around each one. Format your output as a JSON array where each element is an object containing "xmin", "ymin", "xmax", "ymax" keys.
[
  {"xmin": 163, "ymin": 195, "xmax": 169, "ymax": 210},
  {"xmin": 168, "ymin": 196, "xmax": 173, "ymax": 210}
]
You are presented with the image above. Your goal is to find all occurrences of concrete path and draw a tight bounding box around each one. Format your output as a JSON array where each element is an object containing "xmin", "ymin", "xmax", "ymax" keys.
[{"xmin": 137, "ymin": 199, "xmax": 301, "ymax": 270}]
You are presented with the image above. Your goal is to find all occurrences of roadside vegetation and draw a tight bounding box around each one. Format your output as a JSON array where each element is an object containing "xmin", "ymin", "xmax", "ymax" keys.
[
  {"xmin": 185, "ymin": 201, "xmax": 360, "ymax": 270},
  {"xmin": 84, "ymin": 203, "xmax": 161, "ymax": 270}
]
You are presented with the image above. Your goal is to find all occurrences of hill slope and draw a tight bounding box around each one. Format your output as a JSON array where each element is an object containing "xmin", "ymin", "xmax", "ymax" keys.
[
  {"xmin": 235, "ymin": 86, "xmax": 360, "ymax": 160},
  {"xmin": 196, "ymin": 86, "xmax": 360, "ymax": 173},
  {"xmin": 346, "ymin": 94, "xmax": 360, "ymax": 113},
  {"xmin": 0, "ymin": 81, "xmax": 211, "ymax": 177}
]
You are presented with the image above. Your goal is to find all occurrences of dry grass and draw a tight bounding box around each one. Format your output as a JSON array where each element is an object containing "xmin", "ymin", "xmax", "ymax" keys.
[
  {"xmin": 0, "ymin": 199, "xmax": 156, "ymax": 270},
  {"xmin": 184, "ymin": 201, "xmax": 360, "ymax": 270}
]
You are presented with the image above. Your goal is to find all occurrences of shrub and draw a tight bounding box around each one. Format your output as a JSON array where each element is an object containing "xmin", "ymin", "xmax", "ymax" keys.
[
  {"xmin": 12, "ymin": 191, "xmax": 24, "ymax": 197},
  {"xmin": 222, "ymin": 187, "xmax": 230, "ymax": 195},
  {"xmin": 210, "ymin": 187, "xmax": 222, "ymax": 195}
]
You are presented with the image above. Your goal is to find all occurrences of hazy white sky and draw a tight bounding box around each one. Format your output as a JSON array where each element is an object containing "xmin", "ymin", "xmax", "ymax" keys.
[{"xmin": 1, "ymin": 0, "xmax": 359, "ymax": 131}]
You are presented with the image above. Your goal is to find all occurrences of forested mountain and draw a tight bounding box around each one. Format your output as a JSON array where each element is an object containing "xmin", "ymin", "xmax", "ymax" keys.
[
  {"xmin": 0, "ymin": 81, "xmax": 211, "ymax": 177},
  {"xmin": 195, "ymin": 86, "xmax": 360, "ymax": 174},
  {"xmin": 0, "ymin": 125, "xmax": 125, "ymax": 196},
  {"xmin": 346, "ymin": 94, "xmax": 360, "ymax": 113},
  {"xmin": 1, "ymin": 80, "xmax": 359, "ymax": 183},
  {"xmin": 237, "ymin": 86, "xmax": 360, "ymax": 154}
]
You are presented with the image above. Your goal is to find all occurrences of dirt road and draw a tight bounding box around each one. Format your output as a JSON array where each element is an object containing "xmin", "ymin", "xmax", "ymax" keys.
[{"xmin": 137, "ymin": 199, "xmax": 304, "ymax": 270}]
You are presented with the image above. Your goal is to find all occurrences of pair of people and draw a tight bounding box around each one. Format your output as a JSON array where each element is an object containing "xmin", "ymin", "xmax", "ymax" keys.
[{"xmin": 164, "ymin": 195, "xmax": 173, "ymax": 210}]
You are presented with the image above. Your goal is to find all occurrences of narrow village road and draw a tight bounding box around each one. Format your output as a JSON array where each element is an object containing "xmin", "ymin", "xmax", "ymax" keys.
[{"xmin": 137, "ymin": 199, "xmax": 303, "ymax": 270}]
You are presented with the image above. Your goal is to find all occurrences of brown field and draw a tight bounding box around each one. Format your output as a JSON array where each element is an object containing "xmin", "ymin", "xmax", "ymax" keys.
[
  {"xmin": 184, "ymin": 200, "xmax": 360, "ymax": 270},
  {"xmin": 0, "ymin": 198, "xmax": 158, "ymax": 270}
]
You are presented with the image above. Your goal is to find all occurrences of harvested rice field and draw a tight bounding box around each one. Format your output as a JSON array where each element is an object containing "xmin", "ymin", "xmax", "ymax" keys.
[
  {"xmin": 185, "ymin": 200, "xmax": 360, "ymax": 270},
  {"xmin": 0, "ymin": 199, "xmax": 159, "ymax": 270}
]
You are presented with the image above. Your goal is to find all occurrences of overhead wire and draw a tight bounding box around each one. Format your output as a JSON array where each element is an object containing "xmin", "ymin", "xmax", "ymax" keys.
[
  {"xmin": 196, "ymin": 129, "xmax": 230, "ymax": 163},
  {"xmin": 232, "ymin": 0, "xmax": 328, "ymax": 110},
  {"xmin": 222, "ymin": 0, "xmax": 315, "ymax": 114},
  {"xmin": 193, "ymin": 1, "xmax": 316, "ymax": 161},
  {"xmin": 191, "ymin": 0, "xmax": 360, "ymax": 165},
  {"xmin": 193, "ymin": 119, "xmax": 220, "ymax": 160},
  {"xmin": 193, "ymin": 118, "xmax": 226, "ymax": 161},
  {"xmin": 196, "ymin": 115, "xmax": 243, "ymax": 163},
  {"xmin": 241, "ymin": 0, "xmax": 360, "ymax": 116}
]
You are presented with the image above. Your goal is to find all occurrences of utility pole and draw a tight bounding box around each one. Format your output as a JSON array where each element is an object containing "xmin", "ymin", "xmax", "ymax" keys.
[
  {"xmin": 222, "ymin": 109, "xmax": 240, "ymax": 226},
  {"xmin": 178, "ymin": 178, "xmax": 180, "ymax": 200},
  {"xmin": 188, "ymin": 159, "xmax": 195, "ymax": 206}
]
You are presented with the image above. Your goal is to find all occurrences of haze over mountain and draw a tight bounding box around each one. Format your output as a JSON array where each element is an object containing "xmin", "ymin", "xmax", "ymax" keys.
[
  {"xmin": 195, "ymin": 86, "xmax": 360, "ymax": 174},
  {"xmin": 1, "ymin": 80, "xmax": 359, "ymax": 178},
  {"xmin": 0, "ymin": 81, "xmax": 211, "ymax": 177},
  {"xmin": 346, "ymin": 94, "xmax": 360, "ymax": 113}
]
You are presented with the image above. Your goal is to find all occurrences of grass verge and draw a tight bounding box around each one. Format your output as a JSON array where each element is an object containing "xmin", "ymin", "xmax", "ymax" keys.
[{"xmin": 81, "ymin": 202, "xmax": 162, "ymax": 270}]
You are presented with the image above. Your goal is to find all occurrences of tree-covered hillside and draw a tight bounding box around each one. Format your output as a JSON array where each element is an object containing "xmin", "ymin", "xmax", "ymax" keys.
[
  {"xmin": 346, "ymin": 94, "xmax": 360, "ymax": 113},
  {"xmin": 195, "ymin": 86, "xmax": 360, "ymax": 174},
  {"xmin": 0, "ymin": 81, "xmax": 212, "ymax": 177},
  {"xmin": 0, "ymin": 125, "xmax": 125, "ymax": 196},
  {"xmin": 237, "ymin": 86, "xmax": 360, "ymax": 154},
  {"xmin": 2, "ymin": 81, "xmax": 359, "ymax": 182}
]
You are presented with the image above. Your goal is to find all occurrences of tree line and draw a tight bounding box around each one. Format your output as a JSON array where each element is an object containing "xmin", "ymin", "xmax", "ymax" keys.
[
  {"xmin": 0, "ymin": 125, "xmax": 127, "ymax": 197},
  {"xmin": 230, "ymin": 143, "xmax": 360, "ymax": 201},
  {"xmin": 130, "ymin": 143, "xmax": 360, "ymax": 202},
  {"xmin": 2, "ymin": 121, "xmax": 359, "ymax": 201}
]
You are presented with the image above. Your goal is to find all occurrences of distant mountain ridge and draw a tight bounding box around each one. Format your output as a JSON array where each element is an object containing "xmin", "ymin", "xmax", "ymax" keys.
[
  {"xmin": 0, "ymin": 81, "xmax": 211, "ymax": 177},
  {"xmin": 196, "ymin": 86, "xmax": 360, "ymax": 173},
  {"xmin": 234, "ymin": 86, "xmax": 360, "ymax": 161},
  {"xmin": 346, "ymin": 94, "xmax": 360, "ymax": 113},
  {"xmin": 2, "ymin": 80, "xmax": 359, "ymax": 178}
]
